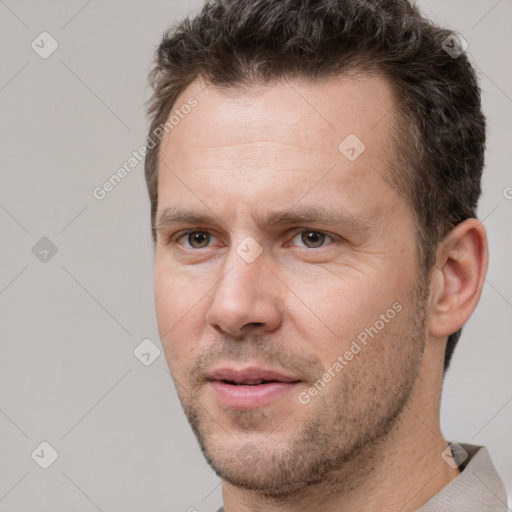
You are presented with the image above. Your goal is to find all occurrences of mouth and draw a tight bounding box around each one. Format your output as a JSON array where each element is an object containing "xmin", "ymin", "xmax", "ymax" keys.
[
  {"xmin": 220, "ymin": 378, "xmax": 287, "ymax": 386},
  {"xmin": 206, "ymin": 367, "xmax": 303, "ymax": 409}
]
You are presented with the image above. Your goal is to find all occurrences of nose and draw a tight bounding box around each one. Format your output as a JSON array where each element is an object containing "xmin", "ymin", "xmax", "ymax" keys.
[{"xmin": 206, "ymin": 244, "xmax": 283, "ymax": 339}]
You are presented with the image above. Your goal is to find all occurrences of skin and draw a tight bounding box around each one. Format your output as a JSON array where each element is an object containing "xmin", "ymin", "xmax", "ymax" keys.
[{"xmin": 153, "ymin": 75, "xmax": 488, "ymax": 512}]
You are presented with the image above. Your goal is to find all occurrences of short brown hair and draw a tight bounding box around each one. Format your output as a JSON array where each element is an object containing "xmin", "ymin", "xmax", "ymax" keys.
[{"xmin": 145, "ymin": 0, "xmax": 486, "ymax": 372}]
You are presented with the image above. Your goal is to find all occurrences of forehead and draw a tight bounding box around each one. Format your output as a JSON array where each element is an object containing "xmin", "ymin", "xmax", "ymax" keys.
[
  {"xmin": 156, "ymin": 74, "xmax": 404, "ymax": 226},
  {"xmin": 160, "ymin": 73, "xmax": 396, "ymax": 161}
]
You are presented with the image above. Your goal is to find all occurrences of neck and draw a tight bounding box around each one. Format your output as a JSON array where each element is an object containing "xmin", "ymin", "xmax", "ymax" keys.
[{"xmin": 221, "ymin": 347, "xmax": 459, "ymax": 512}]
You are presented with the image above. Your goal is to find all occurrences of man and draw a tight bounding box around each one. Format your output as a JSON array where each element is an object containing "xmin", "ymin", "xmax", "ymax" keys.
[{"xmin": 144, "ymin": 0, "xmax": 508, "ymax": 510}]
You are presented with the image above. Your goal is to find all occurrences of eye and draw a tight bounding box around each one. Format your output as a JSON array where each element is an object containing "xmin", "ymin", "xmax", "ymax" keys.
[
  {"xmin": 178, "ymin": 231, "xmax": 215, "ymax": 249},
  {"xmin": 291, "ymin": 230, "xmax": 333, "ymax": 249}
]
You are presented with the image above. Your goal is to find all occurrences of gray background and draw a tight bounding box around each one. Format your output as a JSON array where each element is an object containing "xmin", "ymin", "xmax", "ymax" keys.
[{"xmin": 0, "ymin": 0, "xmax": 510, "ymax": 510}]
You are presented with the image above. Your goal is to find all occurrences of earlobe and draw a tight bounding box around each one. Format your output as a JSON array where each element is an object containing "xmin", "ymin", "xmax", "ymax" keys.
[{"xmin": 428, "ymin": 219, "xmax": 488, "ymax": 338}]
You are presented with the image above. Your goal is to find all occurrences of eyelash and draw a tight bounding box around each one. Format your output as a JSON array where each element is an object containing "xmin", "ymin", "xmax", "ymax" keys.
[{"xmin": 171, "ymin": 229, "xmax": 335, "ymax": 250}]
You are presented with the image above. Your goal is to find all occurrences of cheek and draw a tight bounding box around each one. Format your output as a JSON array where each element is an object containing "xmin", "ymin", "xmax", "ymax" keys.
[
  {"xmin": 289, "ymin": 268, "xmax": 388, "ymax": 324},
  {"xmin": 285, "ymin": 267, "xmax": 409, "ymax": 364},
  {"xmin": 154, "ymin": 257, "xmax": 206, "ymax": 324},
  {"xmin": 154, "ymin": 263, "xmax": 209, "ymax": 368}
]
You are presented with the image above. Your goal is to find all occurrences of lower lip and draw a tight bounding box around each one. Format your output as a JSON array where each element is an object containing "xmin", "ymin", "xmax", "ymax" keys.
[{"xmin": 209, "ymin": 381, "xmax": 301, "ymax": 409}]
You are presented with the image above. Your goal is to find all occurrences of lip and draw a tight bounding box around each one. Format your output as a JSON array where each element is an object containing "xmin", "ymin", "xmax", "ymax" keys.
[
  {"xmin": 206, "ymin": 366, "xmax": 302, "ymax": 409},
  {"xmin": 207, "ymin": 366, "xmax": 300, "ymax": 383}
]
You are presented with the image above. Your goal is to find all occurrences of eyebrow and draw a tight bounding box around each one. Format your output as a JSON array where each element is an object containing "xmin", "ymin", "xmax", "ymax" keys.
[{"xmin": 156, "ymin": 205, "xmax": 372, "ymax": 236}]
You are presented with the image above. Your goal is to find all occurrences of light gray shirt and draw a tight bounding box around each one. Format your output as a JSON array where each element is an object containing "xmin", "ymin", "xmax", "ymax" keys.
[{"xmin": 216, "ymin": 443, "xmax": 508, "ymax": 511}]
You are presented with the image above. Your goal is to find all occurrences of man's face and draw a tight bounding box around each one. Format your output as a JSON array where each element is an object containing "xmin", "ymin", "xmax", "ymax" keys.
[{"xmin": 154, "ymin": 75, "xmax": 429, "ymax": 494}]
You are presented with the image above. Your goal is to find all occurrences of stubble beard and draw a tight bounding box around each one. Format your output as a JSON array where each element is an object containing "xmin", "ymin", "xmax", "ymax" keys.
[{"xmin": 174, "ymin": 282, "xmax": 429, "ymax": 499}]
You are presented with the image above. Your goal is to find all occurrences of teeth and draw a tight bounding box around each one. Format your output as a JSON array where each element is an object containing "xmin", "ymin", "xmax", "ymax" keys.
[
  {"xmin": 225, "ymin": 379, "xmax": 266, "ymax": 385},
  {"xmin": 222, "ymin": 379, "xmax": 280, "ymax": 385}
]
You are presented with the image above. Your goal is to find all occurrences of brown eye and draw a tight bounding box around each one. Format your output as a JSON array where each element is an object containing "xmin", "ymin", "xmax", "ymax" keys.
[
  {"xmin": 296, "ymin": 231, "xmax": 329, "ymax": 248},
  {"xmin": 186, "ymin": 231, "xmax": 211, "ymax": 248}
]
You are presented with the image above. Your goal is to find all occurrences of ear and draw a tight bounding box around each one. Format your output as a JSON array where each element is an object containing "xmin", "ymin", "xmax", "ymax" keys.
[{"xmin": 428, "ymin": 218, "xmax": 488, "ymax": 338}]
